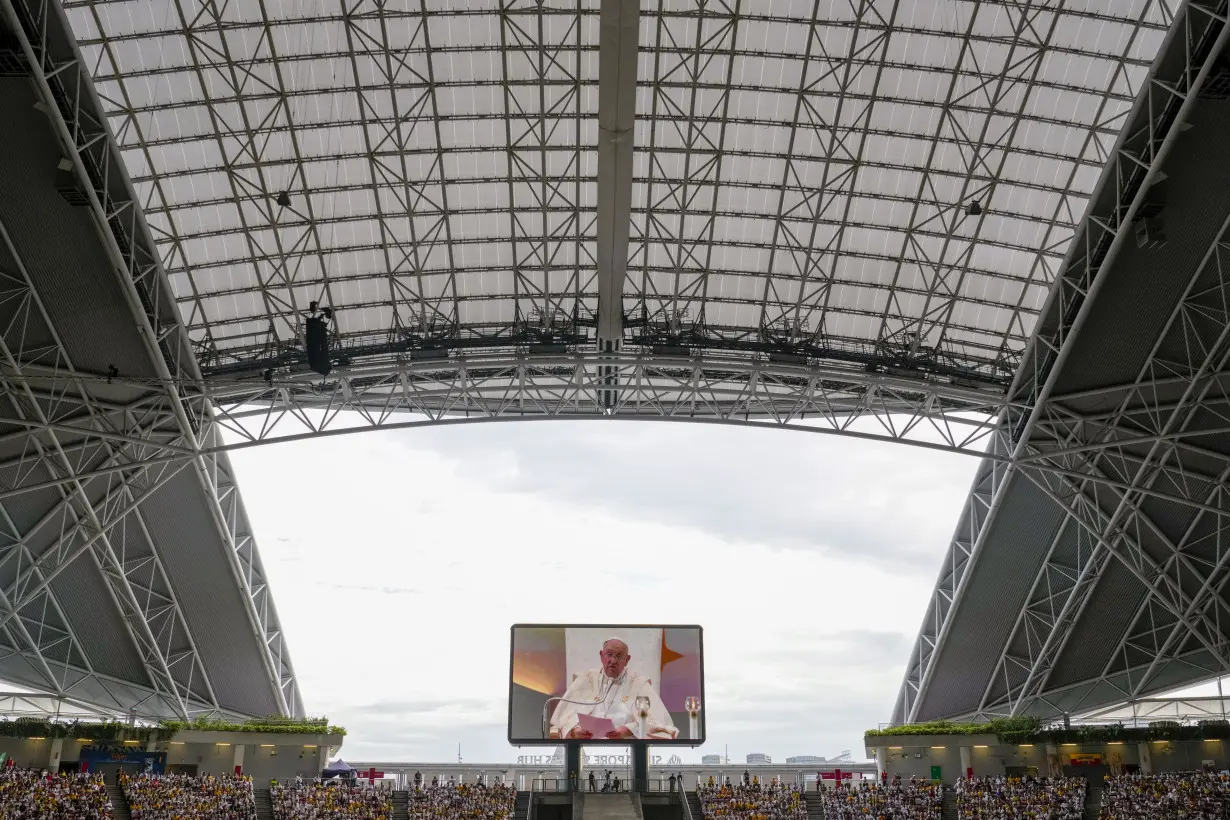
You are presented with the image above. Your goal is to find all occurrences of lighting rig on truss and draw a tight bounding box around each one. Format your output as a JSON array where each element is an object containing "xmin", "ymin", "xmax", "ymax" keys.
[
  {"xmin": 206, "ymin": 299, "xmax": 604, "ymax": 384},
  {"xmin": 513, "ymin": 303, "xmax": 590, "ymax": 354},
  {"xmin": 867, "ymin": 331, "xmax": 1008, "ymax": 389},
  {"xmin": 624, "ymin": 304, "xmax": 1011, "ymax": 390},
  {"xmin": 624, "ymin": 306, "xmax": 697, "ymax": 357}
]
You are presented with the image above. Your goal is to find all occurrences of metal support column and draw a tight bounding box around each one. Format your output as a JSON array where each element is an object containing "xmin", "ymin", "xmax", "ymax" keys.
[
  {"xmin": 566, "ymin": 744, "xmax": 582, "ymax": 793},
  {"xmin": 631, "ymin": 743, "xmax": 648, "ymax": 793},
  {"xmin": 595, "ymin": 0, "xmax": 640, "ymax": 407}
]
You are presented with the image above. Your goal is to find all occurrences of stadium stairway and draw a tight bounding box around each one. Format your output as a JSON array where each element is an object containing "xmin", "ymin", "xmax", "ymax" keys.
[
  {"xmin": 255, "ymin": 786, "xmax": 274, "ymax": 820},
  {"xmin": 1083, "ymin": 780, "xmax": 1103, "ymax": 820},
  {"xmin": 685, "ymin": 790, "xmax": 703, "ymax": 820},
  {"xmin": 106, "ymin": 783, "xmax": 132, "ymax": 820},
  {"xmin": 584, "ymin": 792, "xmax": 639, "ymax": 820},
  {"xmin": 394, "ymin": 789, "xmax": 412, "ymax": 820},
  {"xmin": 941, "ymin": 786, "xmax": 957, "ymax": 820},
  {"xmin": 802, "ymin": 790, "xmax": 825, "ymax": 820},
  {"xmin": 514, "ymin": 789, "xmax": 531, "ymax": 820}
]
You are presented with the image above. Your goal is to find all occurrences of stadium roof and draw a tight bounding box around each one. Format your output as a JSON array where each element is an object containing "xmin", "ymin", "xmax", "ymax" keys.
[
  {"xmin": 1, "ymin": 0, "xmax": 1227, "ymax": 724},
  {"xmin": 62, "ymin": 0, "xmax": 1171, "ymax": 394},
  {"xmin": 896, "ymin": 1, "xmax": 1230, "ymax": 723}
]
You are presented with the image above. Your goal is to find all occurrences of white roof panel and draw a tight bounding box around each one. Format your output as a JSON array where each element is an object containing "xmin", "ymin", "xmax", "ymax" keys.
[
  {"xmin": 63, "ymin": 0, "xmax": 1173, "ymax": 383},
  {"xmin": 625, "ymin": 0, "xmax": 1172, "ymax": 380}
]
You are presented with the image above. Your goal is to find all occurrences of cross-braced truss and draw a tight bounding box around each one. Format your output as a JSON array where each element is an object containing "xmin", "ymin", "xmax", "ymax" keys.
[
  {"xmin": 62, "ymin": 0, "xmax": 1173, "ymax": 391},
  {"xmin": 0, "ymin": 357, "xmax": 1009, "ymax": 494},
  {"xmin": 10, "ymin": 0, "xmax": 1230, "ymax": 723},
  {"xmin": 66, "ymin": 0, "xmax": 601, "ymax": 374},
  {"xmin": 1074, "ymin": 694, "xmax": 1230, "ymax": 725},
  {"xmin": 0, "ymin": 0, "xmax": 300, "ymax": 718},
  {"xmin": 897, "ymin": 0, "xmax": 1230, "ymax": 723}
]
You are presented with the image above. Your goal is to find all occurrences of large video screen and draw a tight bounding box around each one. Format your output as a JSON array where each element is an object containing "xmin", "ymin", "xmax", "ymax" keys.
[{"xmin": 508, "ymin": 624, "xmax": 704, "ymax": 745}]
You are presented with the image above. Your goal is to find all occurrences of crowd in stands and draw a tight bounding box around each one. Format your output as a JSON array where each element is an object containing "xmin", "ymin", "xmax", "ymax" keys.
[
  {"xmin": 407, "ymin": 783, "xmax": 517, "ymax": 820},
  {"xmin": 6, "ymin": 760, "xmax": 1230, "ymax": 820},
  {"xmin": 1099, "ymin": 772, "xmax": 1230, "ymax": 819},
  {"xmin": 0, "ymin": 766, "xmax": 112, "ymax": 819},
  {"xmin": 272, "ymin": 781, "xmax": 392, "ymax": 820},
  {"xmin": 697, "ymin": 781, "xmax": 806, "ymax": 820},
  {"xmin": 121, "ymin": 771, "xmax": 254, "ymax": 820},
  {"xmin": 818, "ymin": 778, "xmax": 940, "ymax": 819},
  {"xmin": 955, "ymin": 775, "xmax": 1084, "ymax": 819}
]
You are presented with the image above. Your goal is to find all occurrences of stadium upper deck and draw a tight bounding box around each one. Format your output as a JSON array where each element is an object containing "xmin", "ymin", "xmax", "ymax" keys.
[{"xmin": 0, "ymin": 0, "xmax": 1226, "ymax": 726}]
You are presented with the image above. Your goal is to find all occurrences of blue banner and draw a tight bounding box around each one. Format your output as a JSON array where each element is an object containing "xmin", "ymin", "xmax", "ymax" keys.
[{"xmin": 80, "ymin": 746, "xmax": 166, "ymax": 773}]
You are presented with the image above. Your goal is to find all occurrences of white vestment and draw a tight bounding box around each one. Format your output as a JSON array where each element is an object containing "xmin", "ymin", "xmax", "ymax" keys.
[{"xmin": 550, "ymin": 670, "xmax": 678, "ymax": 740}]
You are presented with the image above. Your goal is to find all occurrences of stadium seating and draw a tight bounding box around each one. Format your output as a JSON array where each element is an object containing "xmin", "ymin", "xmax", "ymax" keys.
[
  {"xmin": 272, "ymin": 781, "xmax": 392, "ymax": 820},
  {"xmin": 0, "ymin": 766, "xmax": 113, "ymax": 819},
  {"xmin": 818, "ymin": 781, "xmax": 940, "ymax": 819},
  {"xmin": 1098, "ymin": 772, "xmax": 1230, "ymax": 819},
  {"xmin": 120, "ymin": 771, "xmax": 254, "ymax": 820},
  {"xmin": 697, "ymin": 782, "xmax": 806, "ymax": 820},
  {"xmin": 955, "ymin": 776, "xmax": 1084, "ymax": 819},
  {"xmin": 408, "ymin": 783, "xmax": 517, "ymax": 820}
]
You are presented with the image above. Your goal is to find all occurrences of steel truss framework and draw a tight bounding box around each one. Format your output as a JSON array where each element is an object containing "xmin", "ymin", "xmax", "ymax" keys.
[
  {"xmin": 1074, "ymin": 693, "xmax": 1230, "ymax": 725},
  {"xmin": 0, "ymin": 0, "xmax": 300, "ymax": 718},
  {"xmin": 0, "ymin": 691, "xmax": 154, "ymax": 721},
  {"xmin": 897, "ymin": 0, "xmax": 1230, "ymax": 723},
  {"xmin": 60, "ymin": 0, "xmax": 1174, "ymax": 387},
  {"xmin": 6, "ymin": 0, "xmax": 1227, "ymax": 723}
]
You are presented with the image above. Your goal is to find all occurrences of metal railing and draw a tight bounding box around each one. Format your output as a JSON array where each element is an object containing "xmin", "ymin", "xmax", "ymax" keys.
[
  {"xmin": 680, "ymin": 785, "xmax": 695, "ymax": 820},
  {"xmin": 642, "ymin": 779, "xmax": 687, "ymax": 794}
]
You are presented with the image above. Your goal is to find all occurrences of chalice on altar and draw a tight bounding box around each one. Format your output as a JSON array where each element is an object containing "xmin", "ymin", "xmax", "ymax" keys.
[
  {"xmin": 684, "ymin": 696, "xmax": 702, "ymax": 739},
  {"xmin": 634, "ymin": 695, "xmax": 651, "ymax": 740}
]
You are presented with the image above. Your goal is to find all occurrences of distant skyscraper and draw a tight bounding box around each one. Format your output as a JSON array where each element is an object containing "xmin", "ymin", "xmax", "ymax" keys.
[
  {"xmin": 786, "ymin": 755, "xmax": 825, "ymax": 764},
  {"xmin": 701, "ymin": 754, "xmax": 723, "ymax": 765},
  {"xmin": 746, "ymin": 753, "xmax": 771, "ymax": 765}
]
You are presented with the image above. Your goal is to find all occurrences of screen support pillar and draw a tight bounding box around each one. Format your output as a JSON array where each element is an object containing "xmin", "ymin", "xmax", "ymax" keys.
[
  {"xmin": 631, "ymin": 742, "xmax": 648, "ymax": 793},
  {"xmin": 566, "ymin": 744, "xmax": 581, "ymax": 792}
]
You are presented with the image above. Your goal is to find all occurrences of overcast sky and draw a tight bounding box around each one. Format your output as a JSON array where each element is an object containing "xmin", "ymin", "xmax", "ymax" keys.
[{"xmin": 225, "ymin": 419, "xmax": 983, "ymax": 764}]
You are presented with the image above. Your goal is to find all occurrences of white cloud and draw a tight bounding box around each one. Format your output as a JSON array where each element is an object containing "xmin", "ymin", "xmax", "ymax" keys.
[{"xmin": 225, "ymin": 419, "xmax": 980, "ymax": 762}]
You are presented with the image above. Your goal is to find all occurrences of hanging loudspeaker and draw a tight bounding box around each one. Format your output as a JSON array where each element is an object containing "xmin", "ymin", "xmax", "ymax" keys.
[{"xmin": 306, "ymin": 315, "xmax": 331, "ymax": 376}]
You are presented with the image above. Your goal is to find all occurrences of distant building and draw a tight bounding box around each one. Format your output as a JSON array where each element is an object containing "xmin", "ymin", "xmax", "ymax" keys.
[
  {"xmin": 701, "ymin": 755, "xmax": 723, "ymax": 765},
  {"xmin": 746, "ymin": 753, "xmax": 771, "ymax": 765},
  {"xmin": 785, "ymin": 756, "xmax": 825, "ymax": 765}
]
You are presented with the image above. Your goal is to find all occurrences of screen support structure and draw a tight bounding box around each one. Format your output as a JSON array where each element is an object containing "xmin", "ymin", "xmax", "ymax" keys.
[
  {"xmin": 566, "ymin": 745, "xmax": 581, "ymax": 793},
  {"xmin": 564, "ymin": 743, "xmax": 649, "ymax": 793},
  {"xmin": 630, "ymin": 743, "xmax": 648, "ymax": 793}
]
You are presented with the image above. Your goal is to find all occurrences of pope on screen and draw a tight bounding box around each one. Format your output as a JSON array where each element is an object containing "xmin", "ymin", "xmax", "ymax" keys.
[{"xmin": 548, "ymin": 636, "xmax": 678, "ymax": 740}]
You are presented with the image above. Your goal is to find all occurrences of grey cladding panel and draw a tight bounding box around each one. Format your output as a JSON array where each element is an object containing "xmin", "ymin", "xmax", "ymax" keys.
[
  {"xmin": 49, "ymin": 553, "xmax": 149, "ymax": 683},
  {"xmin": 0, "ymin": 80, "xmax": 154, "ymax": 380},
  {"xmin": 1055, "ymin": 102, "xmax": 1230, "ymax": 396},
  {"xmin": 915, "ymin": 474, "xmax": 1067, "ymax": 721},
  {"xmin": 1048, "ymin": 561, "xmax": 1149, "ymax": 688},
  {"xmin": 8, "ymin": 488, "xmax": 83, "ymax": 552},
  {"xmin": 137, "ymin": 470, "xmax": 280, "ymax": 717}
]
